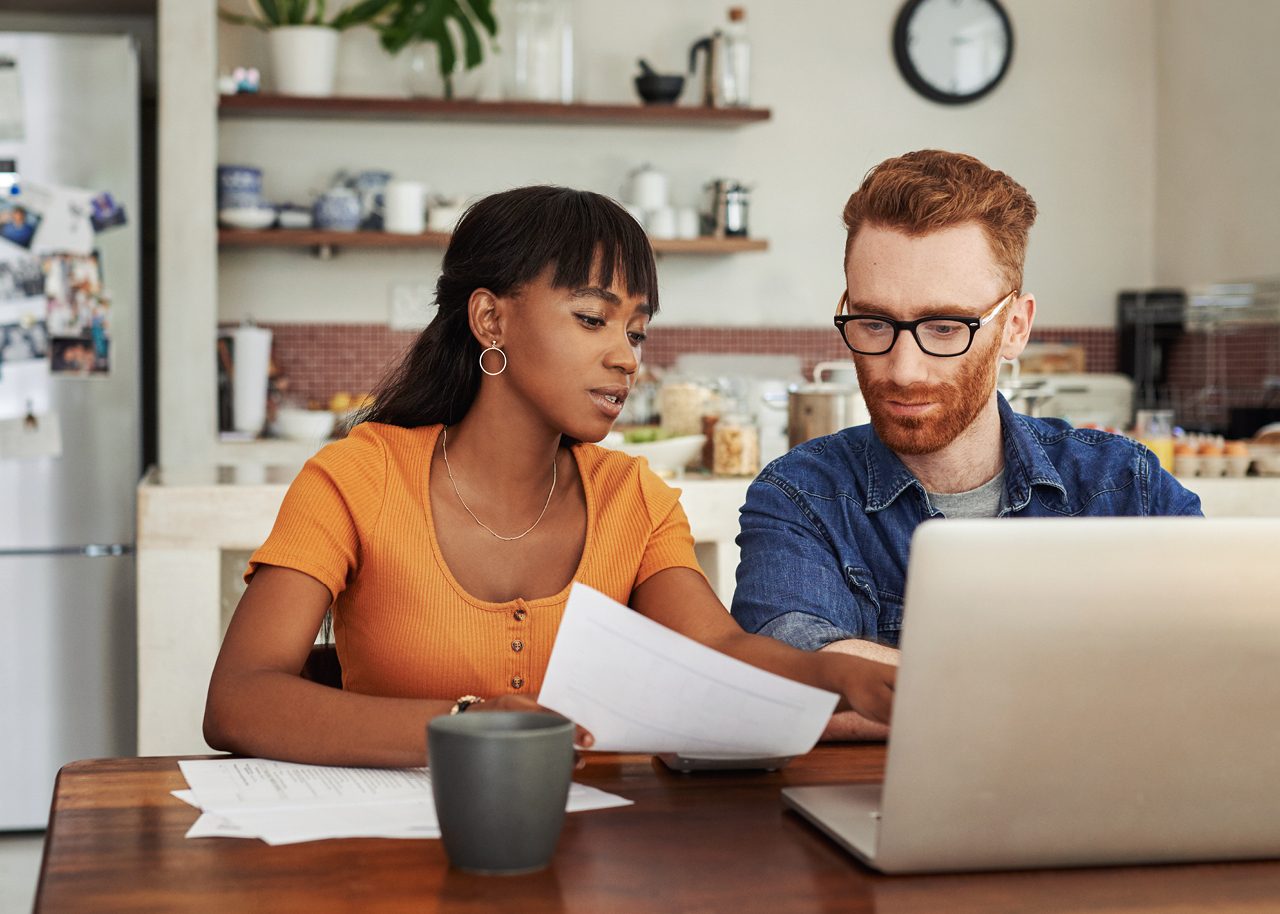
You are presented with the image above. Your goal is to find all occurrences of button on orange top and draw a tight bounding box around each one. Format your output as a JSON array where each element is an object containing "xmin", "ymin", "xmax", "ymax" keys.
[{"xmin": 511, "ymin": 640, "xmax": 524, "ymax": 653}]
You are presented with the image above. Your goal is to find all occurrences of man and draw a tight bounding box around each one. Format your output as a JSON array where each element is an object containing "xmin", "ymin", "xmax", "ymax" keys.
[{"xmin": 730, "ymin": 149, "xmax": 1201, "ymax": 739}]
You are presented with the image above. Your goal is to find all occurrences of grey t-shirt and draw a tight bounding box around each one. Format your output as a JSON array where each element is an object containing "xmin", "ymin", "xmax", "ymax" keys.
[
  {"xmin": 926, "ymin": 469, "xmax": 1006, "ymax": 519},
  {"xmin": 757, "ymin": 469, "xmax": 1006, "ymax": 650}
]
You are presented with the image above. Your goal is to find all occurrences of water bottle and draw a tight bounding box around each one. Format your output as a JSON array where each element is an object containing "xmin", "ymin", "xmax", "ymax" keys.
[{"xmin": 723, "ymin": 7, "xmax": 751, "ymax": 107}]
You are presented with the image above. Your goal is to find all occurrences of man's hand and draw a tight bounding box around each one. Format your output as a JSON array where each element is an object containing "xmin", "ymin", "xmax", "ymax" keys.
[{"xmin": 821, "ymin": 711, "xmax": 890, "ymax": 742}]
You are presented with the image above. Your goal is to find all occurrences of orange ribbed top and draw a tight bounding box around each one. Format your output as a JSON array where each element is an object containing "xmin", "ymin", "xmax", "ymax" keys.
[{"xmin": 247, "ymin": 423, "xmax": 703, "ymax": 700}]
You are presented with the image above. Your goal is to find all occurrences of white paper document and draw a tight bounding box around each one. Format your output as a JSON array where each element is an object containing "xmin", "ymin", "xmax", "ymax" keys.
[
  {"xmin": 537, "ymin": 583, "xmax": 840, "ymax": 757},
  {"xmin": 176, "ymin": 758, "xmax": 631, "ymax": 845}
]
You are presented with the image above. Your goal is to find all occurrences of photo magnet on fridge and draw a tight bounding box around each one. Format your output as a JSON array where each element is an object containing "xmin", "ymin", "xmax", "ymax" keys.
[
  {"xmin": 89, "ymin": 191, "xmax": 127, "ymax": 232},
  {"xmin": 20, "ymin": 181, "xmax": 94, "ymax": 254},
  {"xmin": 50, "ymin": 335, "xmax": 108, "ymax": 376},
  {"xmin": 43, "ymin": 251, "xmax": 111, "ymax": 376},
  {"xmin": 0, "ymin": 255, "xmax": 45, "ymax": 300},
  {"xmin": 0, "ymin": 319, "xmax": 49, "ymax": 363},
  {"xmin": 0, "ymin": 196, "xmax": 41, "ymax": 249}
]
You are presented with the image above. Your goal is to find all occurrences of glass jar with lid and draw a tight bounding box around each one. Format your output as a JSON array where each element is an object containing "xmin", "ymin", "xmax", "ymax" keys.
[
  {"xmin": 658, "ymin": 378, "xmax": 712, "ymax": 438},
  {"xmin": 712, "ymin": 412, "xmax": 760, "ymax": 477}
]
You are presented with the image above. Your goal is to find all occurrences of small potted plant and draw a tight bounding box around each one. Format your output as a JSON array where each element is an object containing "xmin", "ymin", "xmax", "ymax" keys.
[
  {"xmin": 374, "ymin": 0, "xmax": 498, "ymax": 100},
  {"xmin": 219, "ymin": 0, "xmax": 395, "ymax": 97}
]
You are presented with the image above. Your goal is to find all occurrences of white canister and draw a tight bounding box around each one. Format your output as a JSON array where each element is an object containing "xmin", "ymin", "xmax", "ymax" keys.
[
  {"xmin": 231, "ymin": 324, "xmax": 273, "ymax": 436},
  {"xmin": 427, "ymin": 197, "xmax": 465, "ymax": 234},
  {"xmin": 268, "ymin": 26, "xmax": 339, "ymax": 97},
  {"xmin": 383, "ymin": 180, "xmax": 427, "ymax": 234},
  {"xmin": 676, "ymin": 207, "xmax": 700, "ymax": 240},
  {"xmin": 630, "ymin": 164, "xmax": 668, "ymax": 211},
  {"xmin": 646, "ymin": 206, "xmax": 677, "ymax": 240}
]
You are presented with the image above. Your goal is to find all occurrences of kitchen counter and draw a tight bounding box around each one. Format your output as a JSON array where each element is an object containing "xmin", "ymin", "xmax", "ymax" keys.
[{"xmin": 135, "ymin": 465, "xmax": 1280, "ymax": 756}]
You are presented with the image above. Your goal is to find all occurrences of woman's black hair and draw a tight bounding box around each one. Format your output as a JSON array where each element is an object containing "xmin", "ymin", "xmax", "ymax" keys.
[{"xmin": 359, "ymin": 185, "xmax": 659, "ymax": 429}]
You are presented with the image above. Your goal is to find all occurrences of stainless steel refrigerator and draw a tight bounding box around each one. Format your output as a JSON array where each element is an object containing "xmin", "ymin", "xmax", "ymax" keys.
[{"xmin": 0, "ymin": 32, "xmax": 140, "ymax": 830}]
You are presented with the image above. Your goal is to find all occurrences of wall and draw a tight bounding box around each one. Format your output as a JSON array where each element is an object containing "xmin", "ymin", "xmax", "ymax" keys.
[
  {"xmin": 216, "ymin": 0, "xmax": 1157, "ymax": 330},
  {"xmin": 1154, "ymin": 0, "xmax": 1280, "ymax": 287},
  {"xmin": 158, "ymin": 0, "xmax": 217, "ymax": 466}
]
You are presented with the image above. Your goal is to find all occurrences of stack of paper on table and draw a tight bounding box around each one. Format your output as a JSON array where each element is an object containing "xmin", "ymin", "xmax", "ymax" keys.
[{"xmin": 174, "ymin": 759, "xmax": 631, "ymax": 845}]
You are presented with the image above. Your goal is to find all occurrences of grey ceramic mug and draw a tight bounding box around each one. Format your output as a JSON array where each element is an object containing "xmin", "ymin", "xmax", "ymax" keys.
[{"xmin": 427, "ymin": 711, "xmax": 576, "ymax": 875}]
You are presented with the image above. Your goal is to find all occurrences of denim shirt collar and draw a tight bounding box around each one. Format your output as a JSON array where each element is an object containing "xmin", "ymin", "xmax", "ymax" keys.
[{"xmin": 861, "ymin": 392, "xmax": 1068, "ymax": 514}]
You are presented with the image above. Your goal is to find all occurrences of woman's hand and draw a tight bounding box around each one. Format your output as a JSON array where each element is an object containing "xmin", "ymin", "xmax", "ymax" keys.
[
  {"xmin": 833, "ymin": 656, "xmax": 896, "ymax": 725},
  {"xmin": 473, "ymin": 695, "xmax": 596, "ymax": 765}
]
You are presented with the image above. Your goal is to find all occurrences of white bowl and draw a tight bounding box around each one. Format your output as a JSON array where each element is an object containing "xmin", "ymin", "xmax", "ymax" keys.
[
  {"xmin": 610, "ymin": 434, "xmax": 706, "ymax": 473},
  {"xmin": 275, "ymin": 407, "xmax": 335, "ymax": 441},
  {"xmin": 219, "ymin": 207, "xmax": 277, "ymax": 230}
]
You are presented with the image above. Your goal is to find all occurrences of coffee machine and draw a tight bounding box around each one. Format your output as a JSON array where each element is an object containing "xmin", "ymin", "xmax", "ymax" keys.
[{"xmin": 1117, "ymin": 288, "xmax": 1185, "ymax": 415}]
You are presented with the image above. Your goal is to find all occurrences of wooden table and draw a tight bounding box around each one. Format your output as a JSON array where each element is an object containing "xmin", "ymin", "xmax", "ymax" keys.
[{"xmin": 35, "ymin": 746, "xmax": 1280, "ymax": 913}]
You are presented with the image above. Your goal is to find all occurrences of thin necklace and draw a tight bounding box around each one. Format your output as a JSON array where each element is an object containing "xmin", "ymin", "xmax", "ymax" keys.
[{"xmin": 440, "ymin": 426, "xmax": 558, "ymax": 542}]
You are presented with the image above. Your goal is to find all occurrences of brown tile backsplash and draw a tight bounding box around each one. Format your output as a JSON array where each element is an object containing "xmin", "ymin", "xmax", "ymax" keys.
[
  {"xmin": 1164, "ymin": 325, "xmax": 1280, "ymax": 429},
  {"xmin": 261, "ymin": 322, "xmax": 1124, "ymax": 406},
  {"xmin": 260, "ymin": 320, "xmax": 1279, "ymax": 432}
]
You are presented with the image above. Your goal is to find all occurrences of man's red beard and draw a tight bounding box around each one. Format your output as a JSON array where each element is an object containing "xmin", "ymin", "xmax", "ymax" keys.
[{"xmin": 855, "ymin": 344, "xmax": 1000, "ymax": 456}]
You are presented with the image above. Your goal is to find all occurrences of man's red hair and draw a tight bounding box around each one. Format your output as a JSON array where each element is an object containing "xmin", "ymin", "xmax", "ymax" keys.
[{"xmin": 842, "ymin": 149, "xmax": 1038, "ymax": 291}]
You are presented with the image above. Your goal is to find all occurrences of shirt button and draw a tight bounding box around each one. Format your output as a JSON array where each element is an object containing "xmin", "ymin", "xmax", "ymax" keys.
[
  {"xmin": 513, "ymin": 609, "xmax": 527, "ymax": 622},
  {"xmin": 511, "ymin": 640, "xmax": 524, "ymax": 653},
  {"xmin": 511, "ymin": 675, "xmax": 524, "ymax": 689}
]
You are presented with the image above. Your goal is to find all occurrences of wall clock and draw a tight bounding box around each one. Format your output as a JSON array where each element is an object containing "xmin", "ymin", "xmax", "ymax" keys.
[{"xmin": 893, "ymin": 0, "xmax": 1014, "ymax": 105}]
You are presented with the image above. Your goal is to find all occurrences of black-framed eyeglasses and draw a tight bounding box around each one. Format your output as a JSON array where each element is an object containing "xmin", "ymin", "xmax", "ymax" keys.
[{"xmin": 834, "ymin": 289, "xmax": 1018, "ymax": 357}]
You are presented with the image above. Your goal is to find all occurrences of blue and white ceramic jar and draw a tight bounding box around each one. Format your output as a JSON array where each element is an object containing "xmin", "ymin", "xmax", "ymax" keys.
[
  {"xmin": 217, "ymin": 165, "xmax": 263, "ymax": 210},
  {"xmin": 313, "ymin": 187, "xmax": 361, "ymax": 232}
]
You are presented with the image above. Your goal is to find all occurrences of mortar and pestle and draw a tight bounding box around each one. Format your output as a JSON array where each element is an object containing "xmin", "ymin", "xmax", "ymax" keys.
[{"xmin": 634, "ymin": 58, "xmax": 685, "ymax": 105}]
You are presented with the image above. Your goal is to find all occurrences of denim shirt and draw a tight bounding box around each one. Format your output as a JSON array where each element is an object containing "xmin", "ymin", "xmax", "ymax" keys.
[{"xmin": 730, "ymin": 394, "xmax": 1203, "ymax": 650}]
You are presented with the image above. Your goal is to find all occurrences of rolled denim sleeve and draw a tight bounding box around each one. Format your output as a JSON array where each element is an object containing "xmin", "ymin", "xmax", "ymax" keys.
[
  {"xmin": 756, "ymin": 612, "xmax": 857, "ymax": 652},
  {"xmin": 730, "ymin": 473, "xmax": 876, "ymax": 647}
]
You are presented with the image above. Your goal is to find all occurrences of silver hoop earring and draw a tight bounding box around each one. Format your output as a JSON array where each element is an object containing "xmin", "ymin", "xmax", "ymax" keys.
[{"xmin": 479, "ymin": 341, "xmax": 507, "ymax": 376}]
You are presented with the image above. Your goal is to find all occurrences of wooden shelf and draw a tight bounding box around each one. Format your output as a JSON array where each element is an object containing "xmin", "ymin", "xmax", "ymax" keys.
[
  {"xmin": 219, "ymin": 229, "xmax": 451, "ymax": 249},
  {"xmin": 218, "ymin": 93, "xmax": 771, "ymax": 127},
  {"xmin": 218, "ymin": 229, "xmax": 767, "ymax": 256},
  {"xmin": 653, "ymin": 237, "xmax": 768, "ymax": 254}
]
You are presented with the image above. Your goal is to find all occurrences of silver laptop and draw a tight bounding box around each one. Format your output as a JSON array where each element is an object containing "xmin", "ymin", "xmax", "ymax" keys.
[{"xmin": 783, "ymin": 518, "xmax": 1280, "ymax": 873}]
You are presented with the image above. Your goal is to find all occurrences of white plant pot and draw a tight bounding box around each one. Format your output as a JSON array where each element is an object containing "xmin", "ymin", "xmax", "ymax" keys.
[{"xmin": 268, "ymin": 25, "xmax": 339, "ymax": 97}]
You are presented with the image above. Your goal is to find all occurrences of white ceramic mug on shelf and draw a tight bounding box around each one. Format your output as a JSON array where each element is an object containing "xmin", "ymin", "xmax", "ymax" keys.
[
  {"xmin": 646, "ymin": 206, "xmax": 677, "ymax": 239},
  {"xmin": 383, "ymin": 180, "xmax": 427, "ymax": 234},
  {"xmin": 428, "ymin": 197, "xmax": 465, "ymax": 234},
  {"xmin": 676, "ymin": 207, "xmax": 700, "ymax": 240},
  {"xmin": 630, "ymin": 164, "xmax": 668, "ymax": 211}
]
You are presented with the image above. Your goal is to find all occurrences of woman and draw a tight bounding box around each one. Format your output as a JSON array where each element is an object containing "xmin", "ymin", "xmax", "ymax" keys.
[{"xmin": 203, "ymin": 186, "xmax": 894, "ymax": 767}]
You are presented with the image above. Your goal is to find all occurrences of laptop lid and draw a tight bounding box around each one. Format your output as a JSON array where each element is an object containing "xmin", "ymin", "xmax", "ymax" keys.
[{"xmin": 868, "ymin": 517, "xmax": 1280, "ymax": 873}]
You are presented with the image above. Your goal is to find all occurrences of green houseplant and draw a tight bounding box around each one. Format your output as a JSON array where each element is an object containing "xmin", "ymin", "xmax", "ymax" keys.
[
  {"xmin": 218, "ymin": 0, "xmax": 394, "ymax": 32},
  {"xmin": 219, "ymin": 1, "xmax": 395, "ymax": 96},
  {"xmin": 374, "ymin": 0, "xmax": 499, "ymax": 99}
]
